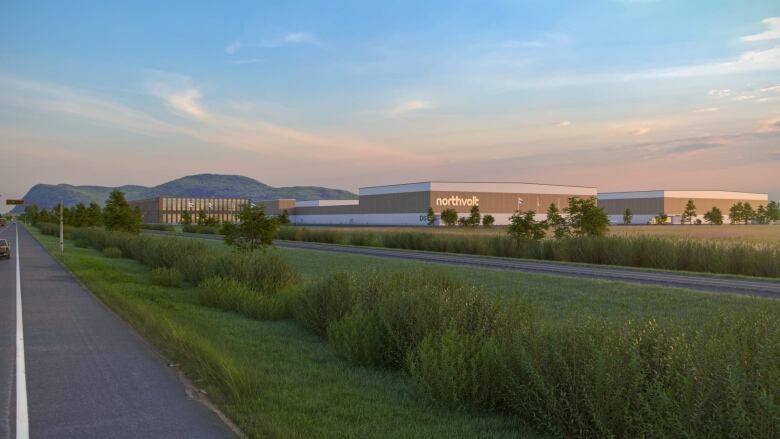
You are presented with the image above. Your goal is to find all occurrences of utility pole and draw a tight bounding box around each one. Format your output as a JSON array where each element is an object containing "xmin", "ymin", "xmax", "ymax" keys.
[{"xmin": 59, "ymin": 201, "xmax": 64, "ymax": 253}]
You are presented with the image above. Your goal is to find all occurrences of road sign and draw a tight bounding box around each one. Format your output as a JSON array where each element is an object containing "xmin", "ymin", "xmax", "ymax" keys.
[{"xmin": 5, "ymin": 199, "xmax": 24, "ymax": 205}]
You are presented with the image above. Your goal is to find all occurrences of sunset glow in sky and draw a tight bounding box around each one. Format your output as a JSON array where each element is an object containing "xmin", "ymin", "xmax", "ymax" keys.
[{"xmin": 1, "ymin": 1, "xmax": 779, "ymax": 209}]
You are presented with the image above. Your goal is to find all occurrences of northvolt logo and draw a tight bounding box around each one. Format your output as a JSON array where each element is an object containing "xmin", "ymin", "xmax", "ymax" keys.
[{"xmin": 435, "ymin": 196, "xmax": 479, "ymax": 207}]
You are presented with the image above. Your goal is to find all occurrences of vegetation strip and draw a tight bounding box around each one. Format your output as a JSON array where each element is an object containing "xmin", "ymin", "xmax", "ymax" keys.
[
  {"xmin": 30, "ymin": 226, "xmax": 526, "ymax": 438},
  {"xmin": 274, "ymin": 226, "xmax": 780, "ymax": 278},
  {"xmin": 35, "ymin": 223, "xmax": 780, "ymax": 438}
]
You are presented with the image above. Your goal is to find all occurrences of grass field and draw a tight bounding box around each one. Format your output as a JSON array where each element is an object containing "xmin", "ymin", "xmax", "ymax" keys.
[
  {"xmin": 30, "ymin": 227, "xmax": 532, "ymax": 438},
  {"xmin": 290, "ymin": 224, "xmax": 780, "ymax": 242},
  {"xmin": 31, "ymin": 226, "xmax": 780, "ymax": 437}
]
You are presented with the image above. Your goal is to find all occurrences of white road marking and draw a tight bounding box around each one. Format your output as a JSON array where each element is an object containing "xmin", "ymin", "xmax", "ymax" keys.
[{"xmin": 15, "ymin": 224, "xmax": 29, "ymax": 439}]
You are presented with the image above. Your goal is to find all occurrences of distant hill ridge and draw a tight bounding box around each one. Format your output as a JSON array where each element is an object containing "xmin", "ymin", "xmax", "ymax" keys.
[{"xmin": 13, "ymin": 173, "xmax": 357, "ymax": 212}]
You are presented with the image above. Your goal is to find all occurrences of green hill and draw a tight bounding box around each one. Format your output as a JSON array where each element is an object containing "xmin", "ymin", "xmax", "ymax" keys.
[{"xmin": 13, "ymin": 174, "xmax": 357, "ymax": 212}]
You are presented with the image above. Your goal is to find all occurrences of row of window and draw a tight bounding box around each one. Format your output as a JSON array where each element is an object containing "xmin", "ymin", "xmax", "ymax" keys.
[
  {"xmin": 160, "ymin": 197, "xmax": 249, "ymax": 212},
  {"xmin": 161, "ymin": 212, "xmax": 239, "ymax": 224}
]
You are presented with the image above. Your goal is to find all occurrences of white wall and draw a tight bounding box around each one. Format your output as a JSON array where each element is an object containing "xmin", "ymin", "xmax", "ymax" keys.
[{"xmin": 290, "ymin": 212, "xmax": 545, "ymax": 226}]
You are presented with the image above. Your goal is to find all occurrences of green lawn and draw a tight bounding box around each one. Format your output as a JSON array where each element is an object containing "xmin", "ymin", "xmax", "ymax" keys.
[
  {"xmin": 167, "ymin": 232, "xmax": 780, "ymax": 324},
  {"xmin": 30, "ymin": 228, "xmax": 535, "ymax": 438},
  {"xmin": 31, "ymin": 227, "xmax": 780, "ymax": 437},
  {"xmin": 260, "ymin": 245, "xmax": 780, "ymax": 326}
]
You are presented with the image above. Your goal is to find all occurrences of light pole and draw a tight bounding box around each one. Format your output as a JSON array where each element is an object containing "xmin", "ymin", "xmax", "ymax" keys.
[{"xmin": 59, "ymin": 200, "xmax": 64, "ymax": 253}]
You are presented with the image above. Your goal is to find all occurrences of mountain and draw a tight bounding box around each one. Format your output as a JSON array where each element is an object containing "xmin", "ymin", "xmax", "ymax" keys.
[{"xmin": 12, "ymin": 174, "xmax": 357, "ymax": 212}]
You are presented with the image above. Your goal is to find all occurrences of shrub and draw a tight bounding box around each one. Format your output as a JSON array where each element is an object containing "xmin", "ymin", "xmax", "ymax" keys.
[
  {"xmin": 199, "ymin": 276, "xmax": 288, "ymax": 320},
  {"xmin": 150, "ymin": 267, "xmax": 184, "ymax": 288},
  {"xmin": 102, "ymin": 247, "xmax": 122, "ymax": 258},
  {"xmin": 272, "ymin": 227, "xmax": 780, "ymax": 278}
]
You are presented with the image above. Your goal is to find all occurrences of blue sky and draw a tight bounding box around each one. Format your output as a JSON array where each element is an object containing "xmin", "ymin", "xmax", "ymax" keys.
[{"xmin": 1, "ymin": 0, "xmax": 779, "ymax": 208}]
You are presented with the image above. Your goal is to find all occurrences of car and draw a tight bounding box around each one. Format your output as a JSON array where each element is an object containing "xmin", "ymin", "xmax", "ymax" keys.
[{"xmin": 0, "ymin": 239, "xmax": 9, "ymax": 260}]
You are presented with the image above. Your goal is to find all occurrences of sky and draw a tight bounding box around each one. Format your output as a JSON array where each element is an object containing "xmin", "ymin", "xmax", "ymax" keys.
[{"xmin": 1, "ymin": 0, "xmax": 779, "ymax": 212}]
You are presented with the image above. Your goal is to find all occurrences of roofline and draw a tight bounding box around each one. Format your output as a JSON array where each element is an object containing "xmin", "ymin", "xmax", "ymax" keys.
[
  {"xmin": 598, "ymin": 190, "xmax": 768, "ymax": 195},
  {"xmin": 360, "ymin": 181, "xmax": 597, "ymax": 190}
]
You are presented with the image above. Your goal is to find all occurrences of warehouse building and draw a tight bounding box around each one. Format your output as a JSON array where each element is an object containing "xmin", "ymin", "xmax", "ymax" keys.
[
  {"xmin": 259, "ymin": 181, "xmax": 597, "ymax": 226},
  {"xmin": 598, "ymin": 190, "xmax": 769, "ymax": 224},
  {"xmin": 129, "ymin": 196, "xmax": 250, "ymax": 224}
]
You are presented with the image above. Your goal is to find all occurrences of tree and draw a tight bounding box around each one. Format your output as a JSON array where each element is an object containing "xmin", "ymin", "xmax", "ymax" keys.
[
  {"xmin": 546, "ymin": 203, "xmax": 570, "ymax": 239},
  {"xmin": 457, "ymin": 217, "xmax": 469, "ymax": 227},
  {"xmin": 622, "ymin": 208, "xmax": 633, "ymax": 225},
  {"xmin": 565, "ymin": 197, "xmax": 609, "ymax": 236},
  {"xmin": 180, "ymin": 211, "xmax": 193, "ymax": 225},
  {"xmin": 426, "ymin": 207, "xmax": 436, "ymax": 226},
  {"xmin": 103, "ymin": 189, "xmax": 141, "ymax": 233},
  {"xmin": 682, "ymin": 199, "xmax": 697, "ymax": 224},
  {"xmin": 755, "ymin": 205, "xmax": 768, "ymax": 224},
  {"xmin": 440, "ymin": 209, "xmax": 458, "ymax": 227},
  {"xmin": 730, "ymin": 202, "xmax": 754, "ymax": 224},
  {"xmin": 85, "ymin": 202, "xmax": 103, "ymax": 227},
  {"xmin": 482, "ymin": 214, "xmax": 495, "ymax": 227},
  {"xmin": 743, "ymin": 202, "xmax": 755, "ymax": 224},
  {"xmin": 22, "ymin": 205, "xmax": 40, "ymax": 224},
  {"xmin": 703, "ymin": 206, "xmax": 723, "ymax": 225},
  {"xmin": 508, "ymin": 211, "xmax": 546, "ymax": 241},
  {"xmin": 196, "ymin": 210, "xmax": 208, "ymax": 226},
  {"xmin": 767, "ymin": 201, "xmax": 780, "ymax": 223},
  {"xmin": 277, "ymin": 209, "xmax": 291, "ymax": 225},
  {"xmin": 467, "ymin": 205, "xmax": 481, "ymax": 227},
  {"xmin": 71, "ymin": 203, "xmax": 88, "ymax": 227},
  {"xmin": 729, "ymin": 202, "xmax": 743, "ymax": 224},
  {"xmin": 654, "ymin": 213, "xmax": 668, "ymax": 225},
  {"xmin": 222, "ymin": 204, "xmax": 278, "ymax": 251}
]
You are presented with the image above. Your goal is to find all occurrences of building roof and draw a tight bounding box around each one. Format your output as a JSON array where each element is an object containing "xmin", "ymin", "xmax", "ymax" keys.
[
  {"xmin": 359, "ymin": 181, "xmax": 597, "ymax": 197},
  {"xmin": 598, "ymin": 190, "xmax": 768, "ymax": 201}
]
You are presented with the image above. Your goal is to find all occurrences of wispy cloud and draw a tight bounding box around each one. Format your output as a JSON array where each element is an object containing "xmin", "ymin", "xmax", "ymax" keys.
[
  {"xmin": 630, "ymin": 127, "xmax": 651, "ymax": 136},
  {"xmin": 761, "ymin": 84, "xmax": 780, "ymax": 92},
  {"xmin": 693, "ymin": 107, "xmax": 719, "ymax": 113},
  {"xmin": 555, "ymin": 120, "xmax": 571, "ymax": 127},
  {"xmin": 668, "ymin": 142, "xmax": 722, "ymax": 154},
  {"xmin": 225, "ymin": 32, "xmax": 320, "ymax": 54},
  {"xmin": 389, "ymin": 99, "xmax": 434, "ymax": 117},
  {"xmin": 1, "ymin": 74, "xmax": 438, "ymax": 169},
  {"xmin": 709, "ymin": 88, "xmax": 731, "ymax": 97},
  {"xmin": 146, "ymin": 74, "xmax": 208, "ymax": 119},
  {"xmin": 741, "ymin": 17, "xmax": 780, "ymax": 42},
  {"xmin": 733, "ymin": 95, "xmax": 756, "ymax": 101}
]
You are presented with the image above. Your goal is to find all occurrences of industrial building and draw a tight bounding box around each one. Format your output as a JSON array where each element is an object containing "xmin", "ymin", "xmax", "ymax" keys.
[
  {"xmin": 259, "ymin": 181, "xmax": 597, "ymax": 226},
  {"xmin": 129, "ymin": 196, "xmax": 250, "ymax": 224},
  {"xmin": 598, "ymin": 190, "xmax": 769, "ymax": 224}
]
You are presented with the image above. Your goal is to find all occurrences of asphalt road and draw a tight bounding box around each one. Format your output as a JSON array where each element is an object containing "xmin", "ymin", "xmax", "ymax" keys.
[
  {"xmin": 1, "ymin": 224, "xmax": 235, "ymax": 439},
  {"xmin": 146, "ymin": 230, "xmax": 780, "ymax": 298}
]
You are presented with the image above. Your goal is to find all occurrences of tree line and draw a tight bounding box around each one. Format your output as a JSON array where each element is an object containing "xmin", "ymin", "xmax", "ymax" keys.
[
  {"xmin": 20, "ymin": 190, "xmax": 143, "ymax": 232},
  {"xmin": 21, "ymin": 189, "xmax": 284, "ymax": 252},
  {"xmin": 621, "ymin": 199, "xmax": 780, "ymax": 225},
  {"xmin": 426, "ymin": 196, "xmax": 610, "ymax": 242}
]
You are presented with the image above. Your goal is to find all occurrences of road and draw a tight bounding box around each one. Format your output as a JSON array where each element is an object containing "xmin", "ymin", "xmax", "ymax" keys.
[
  {"xmin": 0, "ymin": 224, "xmax": 235, "ymax": 439},
  {"xmin": 147, "ymin": 230, "xmax": 780, "ymax": 298}
]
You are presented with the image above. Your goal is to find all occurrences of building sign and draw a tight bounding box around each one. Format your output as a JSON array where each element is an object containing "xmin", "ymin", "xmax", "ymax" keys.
[
  {"xmin": 435, "ymin": 195, "xmax": 479, "ymax": 207},
  {"xmin": 5, "ymin": 199, "xmax": 24, "ymax": 205}
]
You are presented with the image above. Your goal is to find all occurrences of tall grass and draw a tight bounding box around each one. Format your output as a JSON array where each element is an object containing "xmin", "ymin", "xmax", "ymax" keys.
[
  {"xmin": 294, "ymin": 269, "xmax": 780, "ymax": 438},
  {"xmin": 199, "ymin": 276, "xmax": 288, "ymax": 320},
  {"xmin": 38, "ymin": 224, "xmax": 299, "ymax": 318},
  {"xmin": 276, "ymin": 226, "xmax": 780, "ymax": 278},
  {"xmin": 36, "ymin": 223, "xmax": 780, "ymax": 437}
]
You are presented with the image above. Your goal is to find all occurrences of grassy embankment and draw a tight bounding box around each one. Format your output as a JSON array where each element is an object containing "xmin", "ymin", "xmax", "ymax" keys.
[
  {"xmin": 34, "ymin": 223, "xmax": 780, "ymax": 437},
  {"xmin": 30, "ymin": 225, "xmax": 529, "ymax": 438}
]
